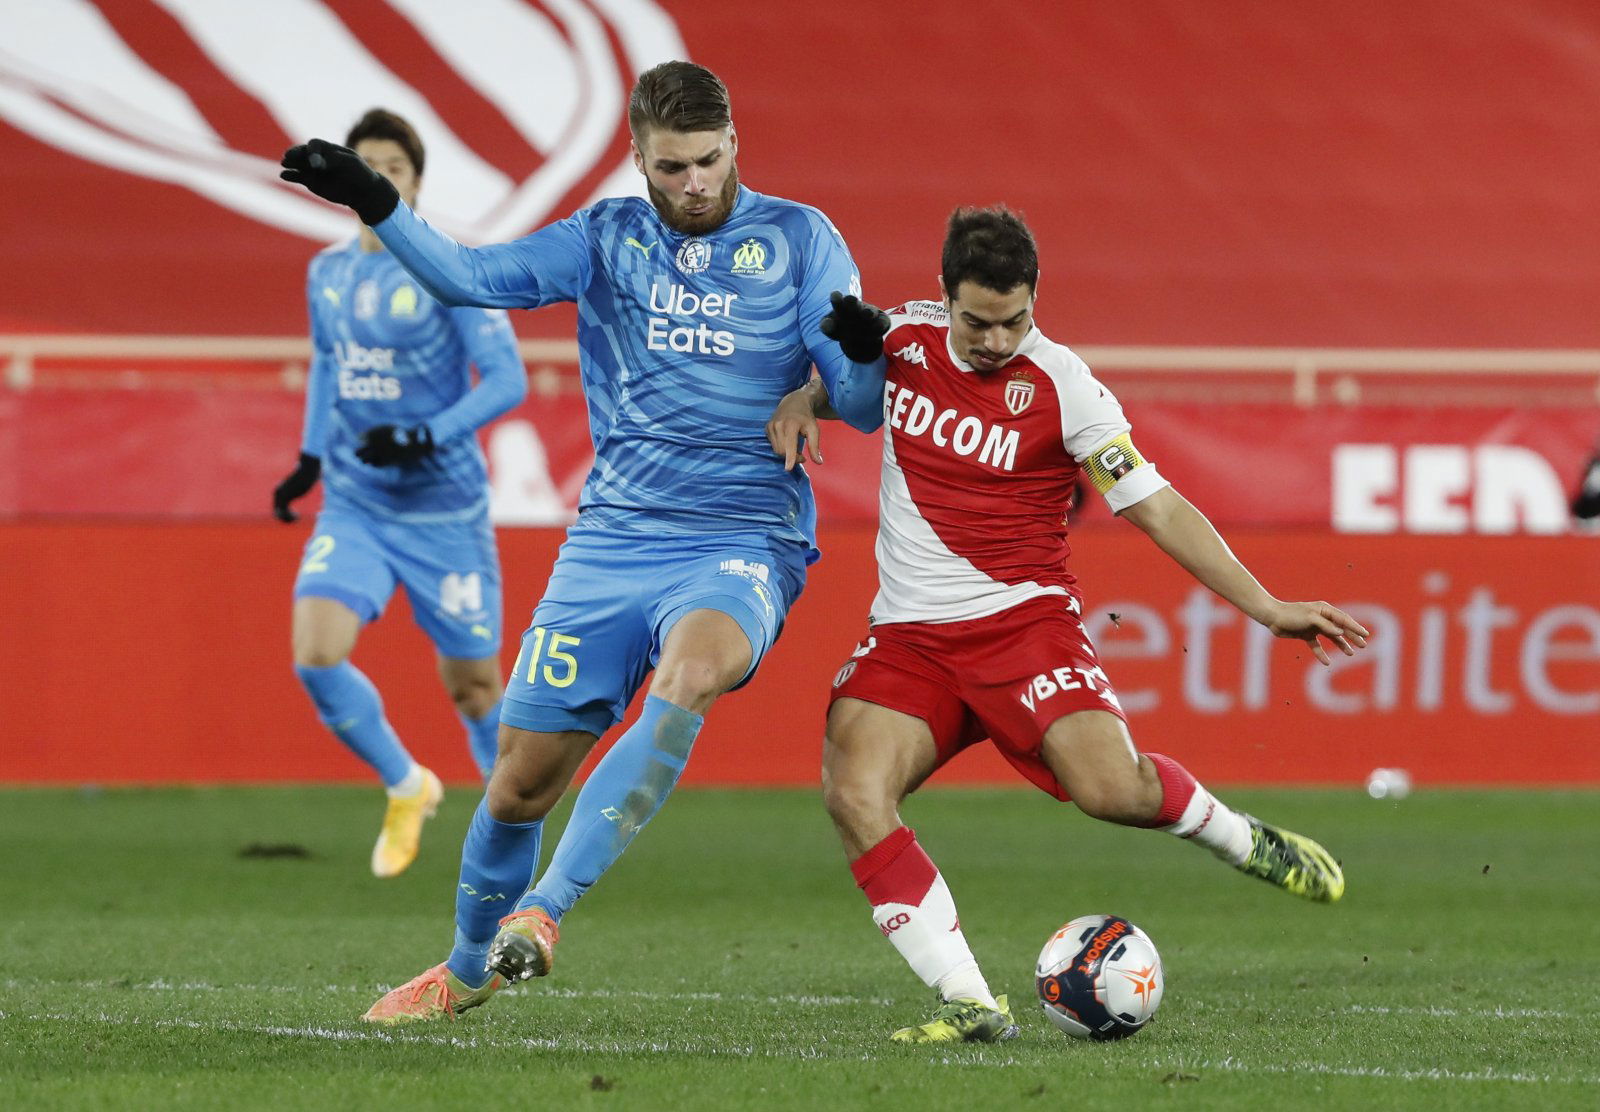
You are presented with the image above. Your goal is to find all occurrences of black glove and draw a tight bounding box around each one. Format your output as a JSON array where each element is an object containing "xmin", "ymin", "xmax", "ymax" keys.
[
  {"xmin": 272, "ymin": 453, "xmax": 321, "ymax": 523},
  {"xmin": 1574, "ymin": 447, "xmax": 1600, "ymax": 520},
  {"xmin": 279, "ymin": 138, "xmax": 400, "ymax": 226},
  {"xmin": 356, "ymin": 425, "xmax": 435, "ymax": 467},
  {"xmin": 819, "ymin": 290, "xmax": 890, "ymax": 363}
]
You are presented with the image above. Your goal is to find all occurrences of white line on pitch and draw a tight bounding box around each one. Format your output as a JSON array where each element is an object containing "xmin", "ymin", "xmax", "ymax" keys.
[
  {"xmin": 0, "ymin": 978, "xmax": 895, "ymax": 1008},
  {"xmin": 4, "ymin": 1010, "xmax": 1595, "ymax": 1084}
]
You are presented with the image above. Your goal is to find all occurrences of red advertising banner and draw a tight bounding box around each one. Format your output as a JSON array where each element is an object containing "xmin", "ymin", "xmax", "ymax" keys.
[
  {"xmin": 4, "ymin": 386, "xmax": 1595, "ymax": 531},
  {"xmin": 2, "ymin": 523, "xmax": 1595, "ymax": 787}
]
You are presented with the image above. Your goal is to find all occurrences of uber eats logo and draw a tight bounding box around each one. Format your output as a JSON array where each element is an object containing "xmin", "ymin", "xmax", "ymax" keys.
[{"xmin": 647, "ymin": 281, "xmax": 738, "ymax": 356}]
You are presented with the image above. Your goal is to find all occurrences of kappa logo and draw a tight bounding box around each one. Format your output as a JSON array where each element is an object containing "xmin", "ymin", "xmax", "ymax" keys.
[
  {"xmin": 1005, "ymin": 370, "xmax": 1036, "ymax": 415},
  {"xmin": 2, "ymin": 3, "xmax": 686, "ymax": 244},
  {"xmin": 675, "ymin": 238, "xmax": 712, "ymax": 274},
  {"xmin": 730, "ymin": 237, "xmax": 769, "ymax": 275},
  {"xmin": 894, "ymin": 342, "xmax": 929, "ymax": 368}
]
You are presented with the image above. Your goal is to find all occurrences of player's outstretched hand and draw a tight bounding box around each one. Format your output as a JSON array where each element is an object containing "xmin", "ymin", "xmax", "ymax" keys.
[
  {"xmin": 1265, "ymin": 601, "xmax": 1370, "ymax": 666},
  {"xmin": 272, "ymin": 452, "xmax": 321, "ymax": 523},
  {"xmin": 820, "ymin": 291, "xmax": 890, "ymax": 363},
  {"xmin": 1572, "ymin": 444, "xmax": 1600, "ymax": 519},
  {"xmin": 356, "ymin": 425, "xmax": 436, "ymax": 467},
  {"xmin": 766, "ymin": 381, "xmax": 825, "ymax": 471},
  {"xmin": 280, "ymin": 138, "xmax": 400, "ymax": 226}
]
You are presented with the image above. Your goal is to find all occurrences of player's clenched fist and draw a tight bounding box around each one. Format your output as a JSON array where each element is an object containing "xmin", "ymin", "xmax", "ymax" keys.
[
  {"xmin": 280, "ymin": 138, "xmax": 400, "ymax": 226},
  {"xmin": 356, "ymin": 424, "xmax": 436, "ymax": 467},
  {"xmin": 820, "ymin": 290, "xmax": 890, "ymax": 363}
]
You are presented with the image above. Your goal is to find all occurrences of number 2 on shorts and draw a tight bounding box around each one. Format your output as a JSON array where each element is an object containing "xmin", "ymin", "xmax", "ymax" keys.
[
  {"xmin": 300, "ymin": 534, "xmax": 335, "ymax": 574},
  {"xmin": 515, "ymin": 626, "xmax": 581, "ymax": 689}
]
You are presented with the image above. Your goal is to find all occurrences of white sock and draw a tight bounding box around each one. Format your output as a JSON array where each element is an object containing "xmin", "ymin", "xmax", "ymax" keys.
[
  {"xmin": 385, "ymin": 763, "xmax": 425, "ymax": 798},
  {"xmin": 1162, "ymin": 786, "xmax": 1252, "ymax": 865},
  {"xmin": 871, "ymin": 872, "xmax": 997, "ymax": 1010}
]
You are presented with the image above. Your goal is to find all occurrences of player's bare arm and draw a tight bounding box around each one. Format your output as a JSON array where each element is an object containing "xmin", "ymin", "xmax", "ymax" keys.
[{"xmin": 1118, "ymin": 485, "xmax": 1370, "ymax": 666}]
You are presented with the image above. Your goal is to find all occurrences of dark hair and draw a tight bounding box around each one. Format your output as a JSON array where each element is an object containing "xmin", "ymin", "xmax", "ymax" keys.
[
  {"xmin": 345, "ymin": 108, "xmax": 425, "ymax": 176},
  {"xmin": 941, "ymin": 206, "xmax": 1039, "ymax": 296},
  {"xmin": 628, "ymin": 61, "xmax": 732, "ymax": 139}
]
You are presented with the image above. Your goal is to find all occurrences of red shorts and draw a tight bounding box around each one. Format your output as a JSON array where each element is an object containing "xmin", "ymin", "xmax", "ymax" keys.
[{"xmin": 828, "ymin": 594, "xmax": 1126, "ymax": 800}]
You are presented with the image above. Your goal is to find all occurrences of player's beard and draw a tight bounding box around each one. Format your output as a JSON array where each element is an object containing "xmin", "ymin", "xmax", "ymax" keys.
[{"xmin": 648, "ymin": 164, "xmax": 740, "ymax": 235}]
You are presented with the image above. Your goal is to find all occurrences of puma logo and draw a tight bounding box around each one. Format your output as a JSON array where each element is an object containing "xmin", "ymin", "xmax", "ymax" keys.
[{"xmin": 624, "ymin": 237, "xmax": 657, "ymax": 257}]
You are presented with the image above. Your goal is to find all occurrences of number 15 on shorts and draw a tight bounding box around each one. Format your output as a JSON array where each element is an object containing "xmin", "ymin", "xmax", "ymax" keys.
[{"xmin": 514, "ymin": 626, "xmax": 580, "ymax": 689}]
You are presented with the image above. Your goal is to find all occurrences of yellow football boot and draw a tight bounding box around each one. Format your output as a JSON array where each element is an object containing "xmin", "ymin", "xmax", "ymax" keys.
[
  {"xmin": 891, "ymin": 994, "xmax": 1019, "ymax": 1043},
  {"xmin": 370, "ymin": 768, "xmax": 443, "ymax": 878}
]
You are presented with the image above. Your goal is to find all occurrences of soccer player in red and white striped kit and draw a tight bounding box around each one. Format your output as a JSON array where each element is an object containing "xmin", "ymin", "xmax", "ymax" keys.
[{"xmin": 769, "ymin": 207, "xmax": 1368, "ymax": 1043}]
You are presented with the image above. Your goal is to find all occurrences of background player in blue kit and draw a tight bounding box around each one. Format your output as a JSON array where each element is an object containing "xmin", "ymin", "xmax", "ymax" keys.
[
  {"xmin": 281, "ymin": 62, "xmax": 884, "ymax": 1022},
  {"xmin": 273, "ymin": 109, "xmax": 528, "ymax": 880}
]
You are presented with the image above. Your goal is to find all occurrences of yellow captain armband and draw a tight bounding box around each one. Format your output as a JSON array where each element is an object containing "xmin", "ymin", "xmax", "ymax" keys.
[{"xmin": 1082, "ymin": 434, "xmax": 1147, "ymax": 495}]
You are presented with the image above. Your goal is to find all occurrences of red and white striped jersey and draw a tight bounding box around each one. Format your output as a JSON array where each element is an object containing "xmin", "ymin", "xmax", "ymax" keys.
[{"xmin": 871, "ymin": 300, "xmax": 1168, "ymax": 624}]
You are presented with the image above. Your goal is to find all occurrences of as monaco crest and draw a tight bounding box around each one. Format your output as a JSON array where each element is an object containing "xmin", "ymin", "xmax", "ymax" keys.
[
  {"xmin": 0, "ymin": 1, "xmax": 686, "ymax": 244},
  {"xmin": 1005, "ymin": 372, "xmax": 1036, "ymax": 415}
]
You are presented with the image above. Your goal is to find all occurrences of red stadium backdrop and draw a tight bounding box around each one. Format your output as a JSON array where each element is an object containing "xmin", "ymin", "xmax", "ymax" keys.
[
  {"xmin": 3, "ymin": 2, "xmax": 1599, "ymax": 786},
  {"xmin": 2, "ymin": 522, "xmax": 1596, "ymax": 787}
]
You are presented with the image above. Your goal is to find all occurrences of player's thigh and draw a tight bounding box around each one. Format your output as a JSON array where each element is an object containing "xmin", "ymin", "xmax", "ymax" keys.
[
  {"xmin": 1038, "ymin": 710, "xmax": 1145, "ymax": 804},
  {"xmin": 650, "ymin": 608, "xmax": 753, "ymax": 710},
  {"xmin": 649, "ymin": 537, "xmax": 808, "ymax": 696},
  {"xmin": 825, "ymin": 626, "xmax": 975, "ymax": 802},
  {"xmin": 388, "ymin": 513, "xmax": 504, "ymax": 660},
  {"xmin": 291, "ymin": 597, "xmax": 362, "ymax": 666},
  {"xmin": 291, "ymin": 510, "xmax": 396, "ymax": 662},
  {"xmin": 824, "ymin": 697, "xmax": 943, "ymax": 798},
  {"xmin": 501, "ymin": 537, "xmax": 655, "ymax": 739}
]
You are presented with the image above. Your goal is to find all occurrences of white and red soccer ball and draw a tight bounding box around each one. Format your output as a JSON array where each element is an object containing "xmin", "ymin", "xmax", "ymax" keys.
[{"xmin": 1036, "ymin": 914, "xmax": 1164, "ymax": 1040}]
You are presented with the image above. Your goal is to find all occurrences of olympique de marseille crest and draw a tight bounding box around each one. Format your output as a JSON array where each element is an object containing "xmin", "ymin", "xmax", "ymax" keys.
[
  {"xmin": 0, "ymin": 1, "xmax": 687, "ymax": 243},
  {"xmin": 1005, "ymin": 370, "xmax": 1036, "ymax": 415}
]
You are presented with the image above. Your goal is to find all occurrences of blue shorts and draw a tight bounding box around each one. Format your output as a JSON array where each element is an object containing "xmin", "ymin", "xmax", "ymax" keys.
[
  {"xmin": 500, "ymin": 529, "xmax": 808, "ymax": 737},
  {"xmin": 292, "ymin": 503, "xmax": 502, "ymax": 659}
]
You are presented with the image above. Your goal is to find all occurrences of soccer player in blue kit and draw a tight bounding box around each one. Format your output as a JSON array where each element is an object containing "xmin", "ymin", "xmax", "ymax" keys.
[
  {"xmin": 280, "ymin": 62, "xmax": 883, "ymax": 1022},
  {"xmin": 273, "ymin": 109, "xmax": 528, "ymax": 879}
]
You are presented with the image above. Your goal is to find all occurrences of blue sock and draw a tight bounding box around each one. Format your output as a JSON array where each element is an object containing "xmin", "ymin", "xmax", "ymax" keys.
[
  {"xmin": 294, "ymin": 662, "xmax": 414, "ymax": 787},
  {"xmin": 447, "ymin": 797, "xmax": 542, "ymax": 987},
  {"xmin": 518, "ymin": 695, "xmax": 702, "ymax": 922},
  {"xmin": 460, "ymin": 698, "xmax": 502, "ymax": 781}
]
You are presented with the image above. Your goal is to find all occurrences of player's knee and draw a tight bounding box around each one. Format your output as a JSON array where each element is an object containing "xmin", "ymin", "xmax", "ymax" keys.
[
  {"xmin": 448, "ymin": 678, "xmax": 499, "ymax": 719},
  {"xmin": 485, "ymin": 769, "xmax": 555, "ymax": 824},
  {"xmin": 292, "ymin": 642, "xmax": 348, "ymax": 670},
  {"xmin": 650, "ymin": 657, "xmax": 731, "ymax": 711},
  {"xmin": 821, "ymin": 763, "xmax": 893, "ymax": 832}
]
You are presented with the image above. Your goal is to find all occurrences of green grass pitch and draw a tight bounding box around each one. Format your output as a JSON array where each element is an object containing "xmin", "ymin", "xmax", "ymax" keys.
[{"xmin": 2, "ymin": 785, "xmax": 1596, "ymax": 1109}]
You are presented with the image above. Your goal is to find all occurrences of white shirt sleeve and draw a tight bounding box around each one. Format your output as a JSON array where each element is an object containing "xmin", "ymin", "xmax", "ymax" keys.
[{"xmin": 1054, "ymin": 347, "xmax": 1169, "ymax": 512}]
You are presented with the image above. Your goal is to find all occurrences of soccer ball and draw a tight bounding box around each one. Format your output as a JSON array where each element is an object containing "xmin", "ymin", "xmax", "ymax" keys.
[{"xmin": 1036, "ymin": 914, "xmax": 1163, "ymax": 1041}]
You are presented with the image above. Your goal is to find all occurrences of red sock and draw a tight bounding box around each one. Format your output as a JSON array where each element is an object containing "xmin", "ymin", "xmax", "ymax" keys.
[
  {"xmin": 850, "ymin": 826, "xmax": 937, "ymax": 906},
  {"xmin": 1141, "ymin": 753, "xmax": 1198, "ymax": 828}
]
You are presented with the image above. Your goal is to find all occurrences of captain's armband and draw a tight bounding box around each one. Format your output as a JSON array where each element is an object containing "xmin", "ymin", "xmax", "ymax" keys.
[{"xmin": 1082, "ymin": 434, "xmax": 1148, "ymax": 495}]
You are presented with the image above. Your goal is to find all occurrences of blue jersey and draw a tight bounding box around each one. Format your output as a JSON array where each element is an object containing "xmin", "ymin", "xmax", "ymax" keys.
[
  {"xmin": 301, "ymin": 239, "xmax": 527, "ymax": 522},
  {"xmin": 374, "ymin": 186, "xmax": 879, "ymax": 553}
]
